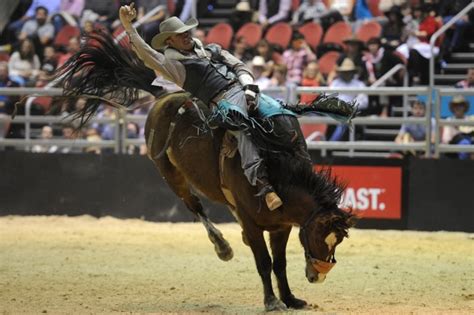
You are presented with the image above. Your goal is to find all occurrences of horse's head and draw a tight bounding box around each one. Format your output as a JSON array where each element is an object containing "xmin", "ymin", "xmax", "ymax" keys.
[{"xmin": 299, "ymin": 207, "xmax": 357, "ymax": 283}]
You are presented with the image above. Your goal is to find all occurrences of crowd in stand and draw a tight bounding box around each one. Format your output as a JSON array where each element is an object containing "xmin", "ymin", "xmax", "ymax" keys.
[{"xmin": 0, "ymin": 0, "xmax": 473, "ymax": 158}]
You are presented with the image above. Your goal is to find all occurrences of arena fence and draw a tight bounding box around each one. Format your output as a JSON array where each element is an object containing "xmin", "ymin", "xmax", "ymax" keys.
[{"xmin": 2, "ymin": 86, "xmax": 473, "ymax": 157}]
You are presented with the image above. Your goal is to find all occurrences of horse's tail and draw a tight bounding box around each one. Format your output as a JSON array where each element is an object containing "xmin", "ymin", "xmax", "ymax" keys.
[{"xmin": 52, "ymin": 31, "xmax": 161, "ymax": 128}]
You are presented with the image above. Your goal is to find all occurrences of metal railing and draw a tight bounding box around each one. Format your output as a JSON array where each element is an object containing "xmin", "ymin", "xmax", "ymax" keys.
[
  {"xmin": 434, "ymin": 88, "xmax": 474, "ymax": 157},
  {"xmin": 295, "ymin": 86, "xmax": 430, "ymax": 156},
  {"xmin": 0, "ymin": 86, "xmax": 430, "ymax": 155},
  {"xmin": 1, "ymin": 85, "xmax": 473, "ymax": 157}
]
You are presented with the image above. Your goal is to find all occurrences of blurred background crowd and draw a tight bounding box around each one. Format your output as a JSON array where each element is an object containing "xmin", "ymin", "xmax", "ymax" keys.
[{"xmin": 0, "ymin": 0, "xmax": 473, "ymax": 158}]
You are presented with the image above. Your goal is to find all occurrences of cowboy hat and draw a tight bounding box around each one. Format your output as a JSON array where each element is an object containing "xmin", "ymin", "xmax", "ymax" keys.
[
  {"xmin": 151, "ymin": 16, "xmax": 198, "ymax": 49},
  {"xmin": 336, "ymin": 58, "xmax": 357, "ymax": 72},
  {"xmin": 449, "ymin": 96, "xmax": 470, "ymax": 113}
]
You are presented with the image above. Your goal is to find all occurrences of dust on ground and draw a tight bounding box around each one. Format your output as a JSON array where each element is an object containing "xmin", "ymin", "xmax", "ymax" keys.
[{"xmin": 0, "ymin": 215, "xmax": 473, "ymax": 314}]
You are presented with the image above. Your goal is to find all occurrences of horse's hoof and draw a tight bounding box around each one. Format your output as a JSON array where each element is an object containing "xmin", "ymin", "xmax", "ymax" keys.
[
  {"xmin": 208, "ymin": 230, "xmax": 233, "ymax": 261},
  {"xmin": 215, "ymin": 242, "xmax": 233, "ymax": 261},
  {"xmin": 282, "ymin": 295, "xmax": 307, "ymax": 309},
  {"xmin": 264, "ymin": 296, "xmax": 288, "ymax": 312}
]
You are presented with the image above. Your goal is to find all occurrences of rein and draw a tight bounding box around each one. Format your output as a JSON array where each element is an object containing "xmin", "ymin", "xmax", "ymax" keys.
[{"xmin": 300, "ymin": 210, "xmax": 337, "ymax": 274}]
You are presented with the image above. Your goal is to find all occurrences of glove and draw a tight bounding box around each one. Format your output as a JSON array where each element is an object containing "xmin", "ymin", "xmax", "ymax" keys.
[{"xmin": 243, "ymin": 84, "xmax": 260, "ymax": 112}]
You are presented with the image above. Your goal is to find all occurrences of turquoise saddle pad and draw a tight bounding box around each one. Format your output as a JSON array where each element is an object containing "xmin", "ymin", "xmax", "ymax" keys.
[{"xmin": 216, "ymin": 93, "xmax": 295, "ymax": 119}]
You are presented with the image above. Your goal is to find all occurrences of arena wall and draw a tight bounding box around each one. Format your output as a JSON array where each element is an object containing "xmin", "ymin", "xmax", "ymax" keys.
[{"xmin": 1, "ymin": 151, "xmax": 472, "ymax": 232}]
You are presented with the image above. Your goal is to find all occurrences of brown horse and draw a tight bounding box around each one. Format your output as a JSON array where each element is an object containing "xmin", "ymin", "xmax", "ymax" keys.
[
  {"xmin": 52, "ymin": 32, "xmax": 357, "ymax": 311},
  {"xmin": 144, "ymin": 92, "xmax": 356, "ymax": 311}
]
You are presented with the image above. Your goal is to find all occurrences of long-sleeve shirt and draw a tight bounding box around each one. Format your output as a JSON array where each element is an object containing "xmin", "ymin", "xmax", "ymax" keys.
[
  {"xmin": 126, "ymin": 26, "xmax": 254, "ymax": 89},
  {"xmin": 258, "ymin": 0, "xmax": 291, "ymax": 24},
  {"xmin": 329, "ymin": 77, "xmax": 368, "ymax": 110},
  {"xmin": 292, "ymin": 1, "xmax": 327, "ymax": 24}
]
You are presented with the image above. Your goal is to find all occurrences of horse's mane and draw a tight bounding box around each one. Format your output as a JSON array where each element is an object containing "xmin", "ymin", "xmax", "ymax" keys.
[{"xmin": 267, "ymin": 153, "xmax": 346, "ymax": 211}]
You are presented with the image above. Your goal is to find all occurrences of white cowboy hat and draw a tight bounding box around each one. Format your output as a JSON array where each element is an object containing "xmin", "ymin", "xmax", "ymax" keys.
[
  {"xmin": 336, "ymin": 58, "xmax": 357, "ymax": 72},
  {"xmin": 151, "ymin": 16, "xmax": 198, "ymax": 49}
]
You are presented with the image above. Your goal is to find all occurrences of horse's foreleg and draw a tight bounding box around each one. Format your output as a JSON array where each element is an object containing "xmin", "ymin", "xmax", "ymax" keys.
[
  {"xmin": 198, "ymin": 214, "xmax": 233, "ymax": 261},
  {"xmin": 153, "ymin": 156, "xmax": 233, "ymax": 261},
  {"xmin": 270, "ymin": 228, "xmax": 308, "ymax": 309},
  {"xmin": 242, "ymin": 222, "xmax": 287, "ymax": 311}
]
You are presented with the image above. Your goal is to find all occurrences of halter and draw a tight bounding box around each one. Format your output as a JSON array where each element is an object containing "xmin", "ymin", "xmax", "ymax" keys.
[{"xmin": 300, "ymin": 210, "xmax": 337, "ymax": 274}]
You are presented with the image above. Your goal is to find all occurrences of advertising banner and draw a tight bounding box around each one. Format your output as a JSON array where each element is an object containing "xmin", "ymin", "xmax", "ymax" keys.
[{"xmin": 318, "ymin": 165, "xmax": 402, "ymax": 220}]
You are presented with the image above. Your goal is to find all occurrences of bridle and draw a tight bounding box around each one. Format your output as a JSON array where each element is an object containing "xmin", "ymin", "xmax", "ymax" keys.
[{"xmin": 300, "ymin": 210, "xmax": 337, "ymax": 274}]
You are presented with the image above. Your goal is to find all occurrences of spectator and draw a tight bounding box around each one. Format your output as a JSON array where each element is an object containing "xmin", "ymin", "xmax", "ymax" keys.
[
  {"xmin": 136, "ymin": 0, "xmax": 168, "ymax": 43},
  {"xmin": 60, "ymin": 0, "xmax": 85, "ymax": 19},
  {"xmin": 327, "ymin": 58, "xmax": 368, "ymax": 141},
  {"xmin": 82, "ymin": 0, "xmax": 120, "ymax": 28},
  {"xmin": 31, "ymin": 125, "xmax": 58, "ymax": 153},
  {"xmin": 250, "ymin": 56, "xmax": 271, "ymax": 90},
  {"xmin": 254, "ymin": 39, "xmax": 282, "ymax": 67},
  {"xmin": 0, "ymin": 62, "xmax": 20, "ymax": 114},
  {"xmin": 8, "ymin": 38, "xmax": 41, "ymax": 86},
  {"xmin": 230, "ymin": 1, "xmax": 255, "ymax": 31},
  {"xmin": 455, "ymin": 68, "xmax": 474, "ymax": 89},
  {"xmin": 230, "ymin": 36, "xmax": 253, "ymax": 64},
  {"xmin": 439, "ymin": 0, "xmax": 472, "ymax": 52},
  {"xmin": 282, "ymin": 31, "xmax": 316, "ymax": 85},
  {"xmin": 24, "ymin": 0, "xmax": 61, "ymax": 19},
  {"xmin": 292, "ymin": 0, "xmax": 328, "ymax": 25},
  {"xmin": 84, "ymin": 127, "xmax": 102, "ymax": 154},
  {"xmin": 382, "ymin": 5, "xmax": 404, "ymax": 42},
  {"xmin": 257, "ymin": 0, "xmax": 292, "ymax": 27},
  {"xmin": 268, "ymin": 64, "xmax": 289, "ymax": 101},
  {"xmin": 397, "ymin": 31, "xmax": 439, "ymax": 85},
  {"xmin": 125, "ymin": 122, "xmax": 140, "ymax": 154},
  {"xmin": 363, "ymin": 37, "xmax": 403, "ymax": 115},
  {"xmin": 353, "ymin": 0, "xmax": 373, "ymax": 21},
  {"xmin": 395, "ymin": 100, "xmax": 433, "ymax": 147},
  {"xmin": 331, "ymin": 37, "xmax": 367, "ymax": 83},
  {"xmin": 41, "ymin": 45, "xmax": 58, "ymax": 76},
  {"xmin": 299, "ymin": 61, "xmax": 325, "ymax": 105},
  {"xmin": 401, "ymin": 4, "xmax": 423, "ymax": 46},
  {"xmin": 418, "ymin": 4, "xmax": 440, "ymax": 41},
  {"xmin": 19, "ymin": 6, "xmax": 55, "ymax": 57},
  {"xmin": 442, "ymin": 96, "xmax": 474, "ymax": 160},
  {"xmin": 327, "ymin": 0, "xmax": 354, "ymax": 17},
  {"xmin": 59, "ymin": 123, "xmax": 82, "ymax": 153},
  {"xmin": 57, "ymin": 37, "xmax": 80, "ymax": 67}
]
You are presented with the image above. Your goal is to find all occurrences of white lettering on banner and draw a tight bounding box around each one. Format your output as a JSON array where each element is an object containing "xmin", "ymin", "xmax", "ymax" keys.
[{"xmin": 340, "ymin": 188, "xmax": 386, "ymax": 211}]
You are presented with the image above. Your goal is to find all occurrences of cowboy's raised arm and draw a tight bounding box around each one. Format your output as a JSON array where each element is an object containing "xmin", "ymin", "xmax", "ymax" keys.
[
  {"xmin": 218, "ymin": 48, "xmax": 254, "ymax": 86},
  {"xmin": 119, "ymin": 3, "xmax": 185, "ymax": 86}
]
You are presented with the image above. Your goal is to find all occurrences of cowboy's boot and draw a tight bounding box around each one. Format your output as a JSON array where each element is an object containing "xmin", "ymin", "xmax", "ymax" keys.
[{"xmin": 257, "ymin": 178, "xmax": 283, "ymax": 211}]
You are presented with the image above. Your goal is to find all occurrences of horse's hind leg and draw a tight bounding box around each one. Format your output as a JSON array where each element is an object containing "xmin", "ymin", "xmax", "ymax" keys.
[
  {"xmin": 270, "ymin": 227, "xmax": 307, "ymax": 309},
  {"xmin": 152, "ymin": 156, "xmax": 233, "ymax": 261}
]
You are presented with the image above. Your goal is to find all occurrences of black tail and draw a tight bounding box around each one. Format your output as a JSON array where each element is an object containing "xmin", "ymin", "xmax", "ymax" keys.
[{"xmin": 53, "ymin": 31, "xmax": 162, "ymax": 128}]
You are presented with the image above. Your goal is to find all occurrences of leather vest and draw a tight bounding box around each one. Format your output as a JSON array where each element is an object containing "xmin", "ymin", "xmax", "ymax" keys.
[{"xmin": 180, "ymin": 44, "xmax": 238, "ymax": 104}]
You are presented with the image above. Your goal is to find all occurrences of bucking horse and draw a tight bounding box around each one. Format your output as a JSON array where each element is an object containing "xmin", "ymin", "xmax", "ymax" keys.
[{"xmin": 48, "ymin": 32, "xmax": 358, "ymax": 311}]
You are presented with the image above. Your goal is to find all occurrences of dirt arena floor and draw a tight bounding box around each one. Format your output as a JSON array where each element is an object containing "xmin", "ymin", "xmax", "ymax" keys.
[{"xmin": 0, "ymin": 216, "xmax": 473, "ymax": 314}]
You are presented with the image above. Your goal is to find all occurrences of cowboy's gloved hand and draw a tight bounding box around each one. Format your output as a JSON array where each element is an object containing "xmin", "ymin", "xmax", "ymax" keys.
[{"xmin": 243, "ymin": 84, "xmax": 260, "ymax": 112}]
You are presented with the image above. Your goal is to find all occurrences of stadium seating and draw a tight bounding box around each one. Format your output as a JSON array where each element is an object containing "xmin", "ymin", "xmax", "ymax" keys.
[
  {"xmin": 322, "ymin": 21, "xmax": 352, "ymax": 47},
  {"xmin": 54, "ymin": 25, "xmax": 81, "ymax": 49},
  {"xmin": 298, "ymin": 22, "xmax": 323, "ymax": 50},
  {"xmin": 206, "ymin": 23, "xmax": 234, "ymax": 49},
  {"xmin": 356, "ymin": 21, "xmax": 382, "ymax": 43},
  {"xmin": 265, "ymin": 22, "xmax": 293, "ymax": 50},
  {"xmin": 317, "ymin": 51, "xmax": 340, "ymax": 76},
  {"xmin": 236, "ymin": 23, "xmax": 262, "ymax": 48}
]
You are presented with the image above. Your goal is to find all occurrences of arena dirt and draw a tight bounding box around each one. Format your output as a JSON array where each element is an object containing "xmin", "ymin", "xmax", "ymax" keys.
[{"xmin": 0, "ymin": 215, "xmax": 473, "ymax": 314}]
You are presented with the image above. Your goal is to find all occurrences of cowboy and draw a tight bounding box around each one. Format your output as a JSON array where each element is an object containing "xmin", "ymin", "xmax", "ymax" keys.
[{"xmin": 119, "ymin": 3, "xmax": 283, "ymax": 210}]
